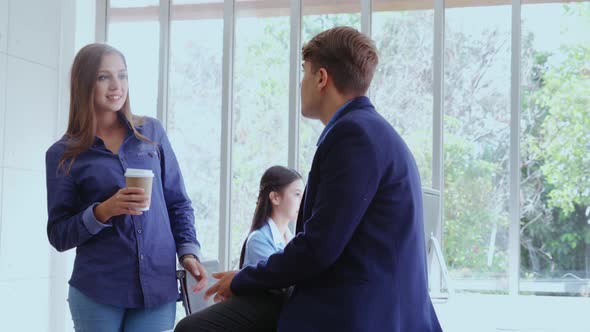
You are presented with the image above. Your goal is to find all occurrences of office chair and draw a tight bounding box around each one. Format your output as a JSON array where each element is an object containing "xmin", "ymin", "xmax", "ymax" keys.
[
  {"xmin": 177, "ymin": 259, "xmax": 221, "ymax": 315},
  {"xmin": 422, "ymin": 188, "xmax": 454, "ymax": 298}
]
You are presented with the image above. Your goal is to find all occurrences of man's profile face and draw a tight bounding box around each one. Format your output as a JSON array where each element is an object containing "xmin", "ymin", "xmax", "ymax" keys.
[{"xmin": 300, "ymin": 61, "xmax": 319, "ymax": 120}]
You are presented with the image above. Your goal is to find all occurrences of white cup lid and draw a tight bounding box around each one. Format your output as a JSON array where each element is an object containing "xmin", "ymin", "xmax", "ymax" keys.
[{"xmin": 125, "ymin": 168, "xmax": 154, "ymax": 177}]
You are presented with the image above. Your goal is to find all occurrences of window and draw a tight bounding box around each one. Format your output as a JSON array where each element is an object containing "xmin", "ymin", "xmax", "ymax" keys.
[
  {"xmin": 520, "ymin": 1, "xmax": 590, "ymax": 295},
  {"xmin": 103, "ymin": 0, "xmax": 590, "ymax": 297},
  {"xmin": 298, "ymin": 0, "xmax": 361, "ymax": 180},
  {"xmin": 443, "ymin": 2, "xmax": 512, "ymax": 291},
  {"xmin": 229, "ymin": 0, "xmax": 291, "ymax": 268},
  {"xmin": 167, "ymin": 0, "xmax": 224, "ymax": 262},
  {"xmin": 372, "ymin": 0, "xmax": 434, "ymax": 187},
  {"xmin": 107, "ymin": 3, "xmax": 159, "ymax": 118}
]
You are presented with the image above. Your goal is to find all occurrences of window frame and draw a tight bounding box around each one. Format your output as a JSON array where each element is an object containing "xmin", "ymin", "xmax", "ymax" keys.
[{"xmin": 98, "ymin": 0, "xmax": 589, "ymax": 296}]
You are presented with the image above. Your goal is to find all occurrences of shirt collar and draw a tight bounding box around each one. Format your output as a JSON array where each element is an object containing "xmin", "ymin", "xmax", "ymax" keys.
[
  {"xmin": 316, "ymin": 100, "xmax": 353, "ymax": 146},
  {"xmin": 268, "ymin": 217, "xmax": 292, "ymax": 247}
]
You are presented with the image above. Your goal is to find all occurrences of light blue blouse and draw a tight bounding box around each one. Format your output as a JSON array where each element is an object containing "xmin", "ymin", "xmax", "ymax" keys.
[{"xmin": 243, "ymin": 218, "xmax": 293, "ymax": 268}]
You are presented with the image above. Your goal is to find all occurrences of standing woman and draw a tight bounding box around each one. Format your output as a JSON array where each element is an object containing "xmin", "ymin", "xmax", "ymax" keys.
[{"xmin": 45, "ymin": 43, "xmax": 207, "ymax": 332}]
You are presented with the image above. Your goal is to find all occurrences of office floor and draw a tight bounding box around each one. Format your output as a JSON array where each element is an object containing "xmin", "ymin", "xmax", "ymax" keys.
[{"xmin": 433, "ymin": 293, "xmax": 590, "ymax": 332}]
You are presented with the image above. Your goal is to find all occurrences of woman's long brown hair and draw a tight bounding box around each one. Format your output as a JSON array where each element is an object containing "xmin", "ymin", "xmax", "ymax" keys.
[{"xmin": 58, "ymin": 43, "xmax": 150, "ymax": 174}]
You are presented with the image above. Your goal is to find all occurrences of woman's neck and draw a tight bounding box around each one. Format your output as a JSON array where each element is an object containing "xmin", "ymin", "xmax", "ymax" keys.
[
  {"xmin": 270, "ymin": 213, "xmax": 289, "ymax": 237},
  {"xmin": 95, "ymin": 110, "xmax": 122, "ymax": 135}
]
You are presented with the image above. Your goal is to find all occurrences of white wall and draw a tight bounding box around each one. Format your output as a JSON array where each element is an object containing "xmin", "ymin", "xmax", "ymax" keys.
[{"xmin": 0, "ymin": 0, "xmax": 77, "ymax": 331}]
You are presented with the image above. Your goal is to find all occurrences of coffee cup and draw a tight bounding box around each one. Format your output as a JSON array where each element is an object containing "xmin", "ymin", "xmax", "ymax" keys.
[{"xmin": 124, "ymin": 168, "xmax": 154, "ymax": 211}]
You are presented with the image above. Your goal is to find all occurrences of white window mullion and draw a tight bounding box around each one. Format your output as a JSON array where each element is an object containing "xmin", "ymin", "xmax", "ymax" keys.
[
  {"xmin": 288, "ymin": 0, "xmax": 302, "ymax": 172},
  {"xmin": 433, "ymin": 0, "xmax": 444, "ymax": 192},
  {"xmin": 509, "ymin": 0, "xmax": 522, "ymax": 296},
  {"xmin": 432, "ymin": 0, "xmax": 445, "ymax": 294},
  {"xmin": 219, "ymin": 0, "xmax": 235, "ymax": 270},
  {"xmin": 96, "ymin": 0, "xmax": 108, "ymax": 42},
  {"xmin": 361, "ymin": 0, "xmax": 372, "ymax": 99},
  {"xmin": 157, "ymin": 0, "xmax": 171, "ymax": 126},
  {"xmin": 361, "ymin": 0, "xmax": 372, "ymax": 37}
]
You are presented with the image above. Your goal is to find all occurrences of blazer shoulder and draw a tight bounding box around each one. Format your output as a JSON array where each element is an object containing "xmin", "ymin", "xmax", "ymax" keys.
[{"xmin": 323, "ymin": 110, "xmax": 387, "ymax": 148}]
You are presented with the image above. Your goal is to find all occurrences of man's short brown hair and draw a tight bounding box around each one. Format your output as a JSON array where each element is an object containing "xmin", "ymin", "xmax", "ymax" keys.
[{"xmin": 302, "ymin": 26, "xmax": 378, "ymax": 96}]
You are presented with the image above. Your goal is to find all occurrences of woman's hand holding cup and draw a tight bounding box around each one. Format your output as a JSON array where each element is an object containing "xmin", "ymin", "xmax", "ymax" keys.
[{"xmin": 94, "ymin": 187, "xmax": 150, "ymax": 223}]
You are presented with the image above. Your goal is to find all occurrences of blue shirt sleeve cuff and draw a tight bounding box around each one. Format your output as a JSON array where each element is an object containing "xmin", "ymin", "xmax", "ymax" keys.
[
  {"xmin": 82, "ymin": 203, "xmax": 112, "ymax": 235},
  {"xmin": 177, "ymin": 243, "xmax": 202, "ymax": 262}
]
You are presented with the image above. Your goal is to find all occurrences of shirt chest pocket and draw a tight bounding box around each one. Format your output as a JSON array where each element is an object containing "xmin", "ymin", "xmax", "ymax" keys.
[{"xmin": 127, "ymin": 148, "xmax": 161, "ymax": 172}]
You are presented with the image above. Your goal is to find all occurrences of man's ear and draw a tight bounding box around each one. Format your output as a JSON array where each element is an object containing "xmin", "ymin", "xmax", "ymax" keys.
[
  {"xmin": 269, "ymin": 191, "xmax": 281, "ymax": 205},
  {"xmin": 317, "ymin": 68, "xmax": 329, "ymax": 90}
]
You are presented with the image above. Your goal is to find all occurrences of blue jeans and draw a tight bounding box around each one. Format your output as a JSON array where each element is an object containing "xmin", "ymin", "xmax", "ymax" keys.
[{"xmin": 68, "ymin": 286, "xmax": 176, "ymax": 332}]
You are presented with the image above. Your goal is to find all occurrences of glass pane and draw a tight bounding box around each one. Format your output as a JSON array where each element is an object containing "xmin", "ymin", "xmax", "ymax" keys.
[
  {"xmin": 299, "ymin": 0, "xmax": 361, "ymax": 181},
  {"xmin": 108, "ymin": 11, "xmax": 159, "ymax": 118},
  {"xmin": 229, "ymin": 0, "xmax": 291, "ymax": 268},
  {"xmin": 520, "ymin": 1, "xmax": 590, "ymax": 295},
  {"xmin": 168, "ymin": 0, "xmax": 223, "ymax": 263},
  {"xmin": 443, "ymin": 2, "xmax": 512, "ymax": 292},
  {"xmin": 372, "ymin": 0, "xmax": 434, "ymax": 187}
]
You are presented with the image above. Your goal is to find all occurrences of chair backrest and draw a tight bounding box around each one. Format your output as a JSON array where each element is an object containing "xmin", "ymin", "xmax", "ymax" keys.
[
  {"xmin": 183, "ymin": 259, "xmax": 221, "ymax": 314},
  {"xmin": 421, "ymin": 188, "xmax": 453, "ymax": 296},
  {"xmin": 422, "ymin": 188, "xmax": 441, "ymax": 251}
]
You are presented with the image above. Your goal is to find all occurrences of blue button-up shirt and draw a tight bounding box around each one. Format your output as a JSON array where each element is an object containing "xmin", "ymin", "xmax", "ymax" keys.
[{"xmin": 45, "ymin": 115, "xmax": 201, "ymax": 308}]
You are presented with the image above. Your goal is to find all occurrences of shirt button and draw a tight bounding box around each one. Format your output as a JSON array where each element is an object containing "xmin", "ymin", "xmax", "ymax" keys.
[
  {"xmin": 140, "ymin": 254, "xmax": 144, "ymax": 260},
  {"xmin": 138, "ymin": 229, "xmax": 142, "ymax": 234}
]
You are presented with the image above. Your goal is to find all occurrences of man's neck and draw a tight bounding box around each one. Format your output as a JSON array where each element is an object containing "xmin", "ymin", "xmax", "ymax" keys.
[{"xmin": 319, "ymin": 93, "xmax": 357, "ymax": 125}]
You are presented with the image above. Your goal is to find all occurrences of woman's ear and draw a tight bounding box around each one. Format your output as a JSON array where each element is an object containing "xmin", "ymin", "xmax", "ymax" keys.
[{"xmin": 269, "ymin": 191, "xmax": 281, "ymax": 206}]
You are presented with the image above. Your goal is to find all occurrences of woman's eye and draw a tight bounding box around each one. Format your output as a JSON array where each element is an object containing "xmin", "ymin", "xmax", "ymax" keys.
[{"xmin": 118, "ymin": 74, "xmax": 128, "ymax": 80}]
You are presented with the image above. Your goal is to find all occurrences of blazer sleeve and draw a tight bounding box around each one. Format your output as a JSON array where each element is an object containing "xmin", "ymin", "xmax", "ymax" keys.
[{"xmin": 231, "ymin": 121, "xmax": 381, "ymax": 294}]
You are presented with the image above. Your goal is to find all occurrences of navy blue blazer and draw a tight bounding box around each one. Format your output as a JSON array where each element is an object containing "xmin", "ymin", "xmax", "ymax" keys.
[{"xmin": 231, "ymin": 96, "xmax": 442, "ymax": 332}]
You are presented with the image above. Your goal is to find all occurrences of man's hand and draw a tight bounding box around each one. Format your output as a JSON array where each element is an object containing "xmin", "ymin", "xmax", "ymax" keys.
[
  {"xmin": 182, "ymin": 257, "xmax": 208, "ymax": 293},
  {"xmin": 204, "ymin": 271, "xmax": 238, "ymax": 303}
]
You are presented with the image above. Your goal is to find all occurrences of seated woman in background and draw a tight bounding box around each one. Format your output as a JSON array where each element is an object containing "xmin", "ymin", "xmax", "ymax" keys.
[
  {"xmin": 175, "ymin": 165, "xmax": 303, "ymax": 332},
  {"xmin": 240, "ymin": 165, "xmax": 303, "ymax": 269}
]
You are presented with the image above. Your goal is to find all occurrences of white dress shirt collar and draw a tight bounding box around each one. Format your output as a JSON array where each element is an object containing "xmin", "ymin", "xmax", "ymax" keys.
[{"xmin": 268, "ymin": 217, "xmax": 293, "ymax": 247}]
